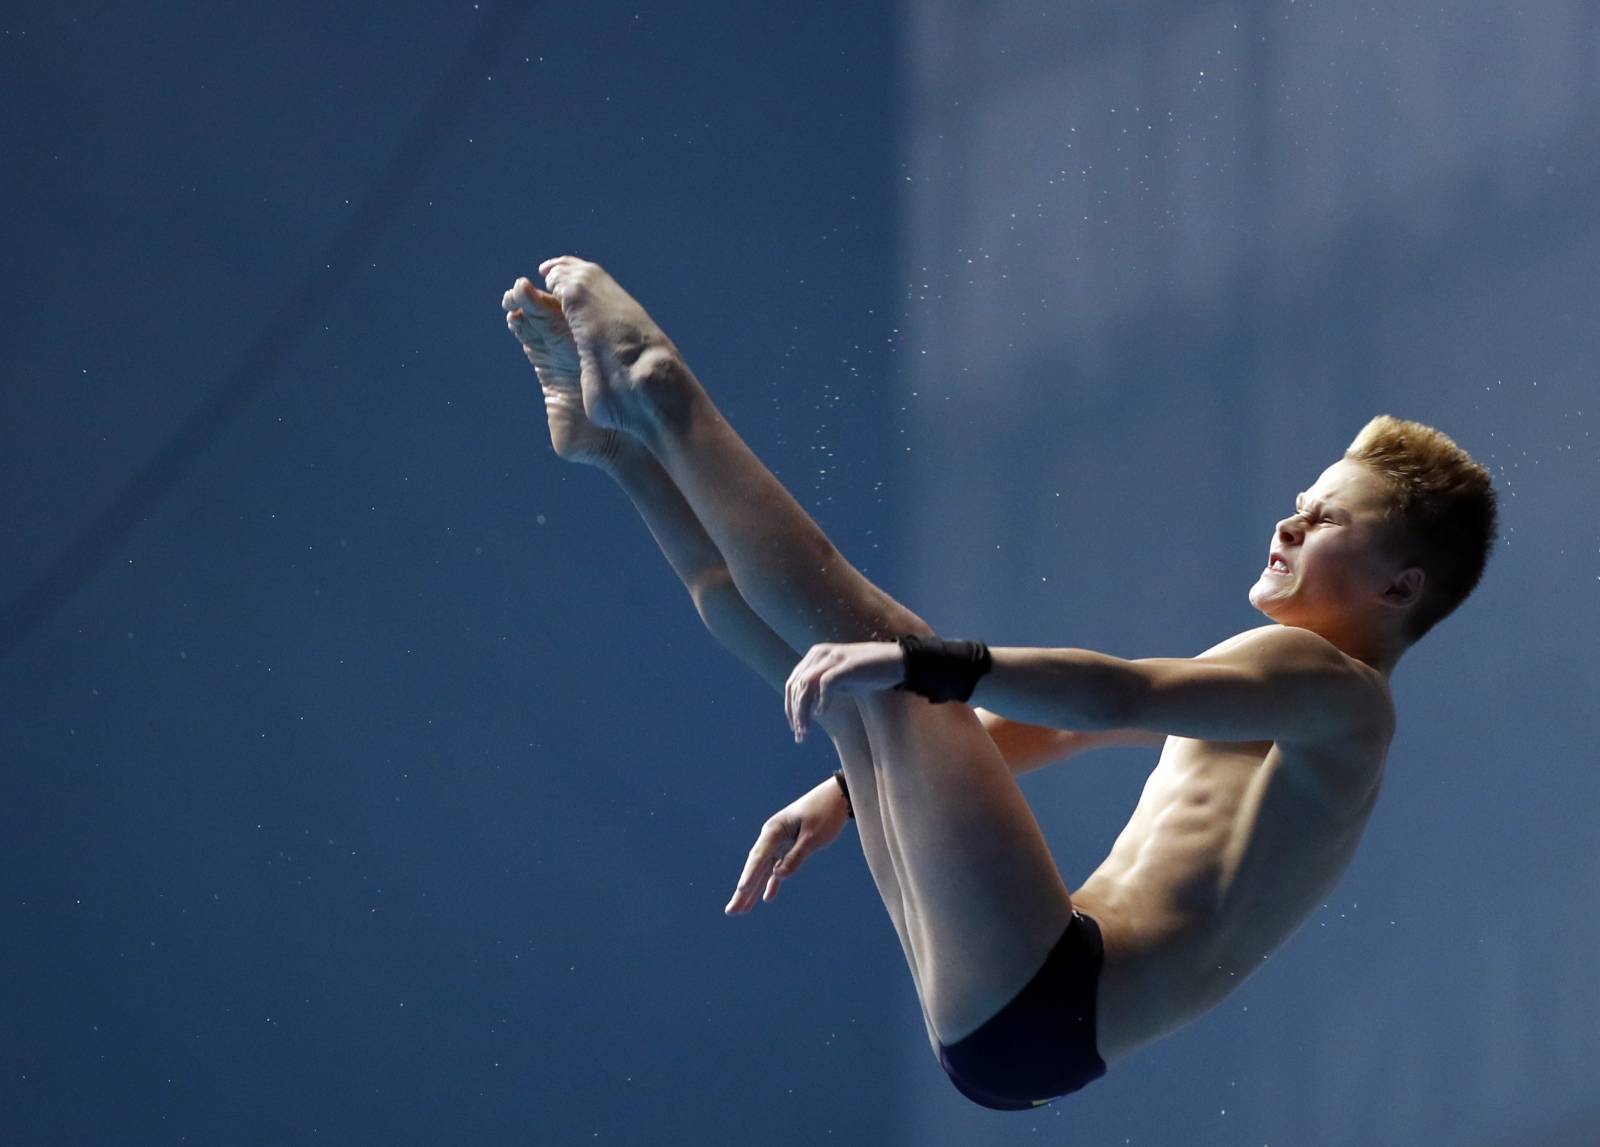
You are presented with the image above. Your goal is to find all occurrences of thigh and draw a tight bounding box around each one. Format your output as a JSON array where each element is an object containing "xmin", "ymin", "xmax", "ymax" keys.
[
  {"xmin": 819, "ymin": 700, "xmax": 940, "ymax": 1054},
  {"xmin": 853, "ymin": 690, "xmax": 1076, "ymax": 1046}
]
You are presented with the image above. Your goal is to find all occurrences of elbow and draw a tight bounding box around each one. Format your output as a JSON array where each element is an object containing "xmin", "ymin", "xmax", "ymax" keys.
[{"xmin": 689, "ymin": 566, "xmax": 739, "ymax": 629}]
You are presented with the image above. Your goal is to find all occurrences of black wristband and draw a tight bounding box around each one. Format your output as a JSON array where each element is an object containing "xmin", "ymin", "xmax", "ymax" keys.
[
  {"xmin": 892, "ymin": 634, "xmax": 993, "ymax": 704},
  {"xmin": 831, "ymin": 769, "xmax": 854, "ymax": 819}
]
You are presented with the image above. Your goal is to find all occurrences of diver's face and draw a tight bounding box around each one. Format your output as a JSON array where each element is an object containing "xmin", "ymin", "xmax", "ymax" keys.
[{"xmin": 1249, "ymin": 459, "xmax": 1407, "ymax": 632}]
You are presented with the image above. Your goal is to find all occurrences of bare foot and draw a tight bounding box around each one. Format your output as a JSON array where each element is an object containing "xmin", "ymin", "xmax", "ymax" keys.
[
  {"xmin": 501, "ymin": 277, "xmax": 618, "ymax": 467},
  {"xmin": 537, "ymin": 256, "xmax": 683, "ymax": 435}
]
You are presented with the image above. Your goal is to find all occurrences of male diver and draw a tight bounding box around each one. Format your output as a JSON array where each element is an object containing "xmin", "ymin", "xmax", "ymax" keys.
[{"xmin": 500, "ymin": 258, "xmax": 1497, "ymax": 1110}]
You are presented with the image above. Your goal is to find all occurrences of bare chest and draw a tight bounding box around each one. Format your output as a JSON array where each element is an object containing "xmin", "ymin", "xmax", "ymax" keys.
[{"xmin": 1079, "ymin": 735, "xmax": 1383, "ymax": 1055}]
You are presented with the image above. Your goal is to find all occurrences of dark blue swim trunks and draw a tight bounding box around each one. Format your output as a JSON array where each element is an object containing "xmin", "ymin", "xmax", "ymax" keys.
[{"xmin": 936, "ymin": 909, "xmax": 1107, "ymax": 1110}]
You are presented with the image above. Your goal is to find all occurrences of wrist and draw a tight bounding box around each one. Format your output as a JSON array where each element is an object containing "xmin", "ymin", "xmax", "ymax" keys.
[
  {"xmin": 892, "ymin": 634, "xmax": 993, "ymax": 704},
  {"xmin": 831, "ymin": 769, "xmax": 854, "ymax": 819}
]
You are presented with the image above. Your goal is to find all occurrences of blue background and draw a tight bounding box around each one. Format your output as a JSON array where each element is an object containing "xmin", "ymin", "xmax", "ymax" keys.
[{"xmin": 3, "ymin": 3, "xmax": 1596, "ymax": 1144}]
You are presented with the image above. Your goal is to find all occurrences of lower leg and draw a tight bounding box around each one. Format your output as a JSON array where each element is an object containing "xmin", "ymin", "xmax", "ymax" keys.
[
  {"xmin": 503, "ymin": 275, "xmax": 810, "ymax": 689},
  {"xmin": 502, "ymin": 283, "xmax": 933, "ymax": 1034},
  {"xmin": 600, "ymin": 436, "xmax": 937, "ymax": 1046},
  {"xmin": 537, "ymin": 257, "xmax": 932, "ymax": 656},
  {"xmin": 512, "ymin": 268, "xmax": 949, "ymax": 1044},
  {"xmin": 632, "ymin": 365, "xmax": 931, "ymax": 655},
  {"xmin": 599, "ymin": 434, "xmax": 797, "ymax": 688}
]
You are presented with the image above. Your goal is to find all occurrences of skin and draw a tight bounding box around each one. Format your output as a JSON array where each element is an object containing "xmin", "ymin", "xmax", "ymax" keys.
[{"xmin": 502, "ymin": 259, "xmax": 1427, "ymax": 1073}]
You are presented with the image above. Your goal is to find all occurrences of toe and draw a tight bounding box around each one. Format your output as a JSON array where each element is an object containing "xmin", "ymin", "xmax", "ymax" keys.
[
  {"xmin": 507, "ymin": 310, "xmax": 539, "ymax": 345},
  {"xmin": 514, "ymin": 303, "xmax": 551, "ymax": 339}
]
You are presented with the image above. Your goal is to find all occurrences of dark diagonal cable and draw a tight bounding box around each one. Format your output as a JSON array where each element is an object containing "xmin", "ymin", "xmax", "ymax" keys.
[{"xmin": 0, "ymin": 0, "xmax": 534, "ymax": 664}]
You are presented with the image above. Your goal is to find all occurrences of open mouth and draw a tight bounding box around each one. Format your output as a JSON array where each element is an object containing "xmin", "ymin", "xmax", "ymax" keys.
[{"xmin": 1266, "ymin": 554, "xmax": 1292, "ymax": 575}]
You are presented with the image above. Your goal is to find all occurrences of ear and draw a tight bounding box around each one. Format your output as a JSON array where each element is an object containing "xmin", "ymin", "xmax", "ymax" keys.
[{"xmin": 1381, "ymin": 566, "xmax": 1425, "ymax": 610}]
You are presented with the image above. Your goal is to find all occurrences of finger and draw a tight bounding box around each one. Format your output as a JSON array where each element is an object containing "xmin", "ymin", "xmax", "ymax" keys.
[
  {"xmin": 806, "ymin": 648, "xmax": 836, "ymax": 732},
  {"xmin": 728, "ymin": 833, "xmax": 778, "ymax": 912},
  {"xmin": 732, "ymin": 856, "xmax": 777, "ymax": 915},
  {"xmin": 797, "ymin": 670, "xmax": 821, "ymax": 741},
  {"xmin": 785, "ymin": 666, "xmax": 800, "ymax": 739},
  {"xmin": 791, "ymin": 649, "xmax": 824, "ymax": 739},
  {"xmin": 804, "ymin": 669, "xmax": 826, "ymax": 738},
  {"xmin": 726, "ymin": 867, "xmax": 759, "ymax": 915},
  {"xmin": 763, "ymin": 856, "xmax": 792, "ymax": 901},
  {"xmin": 732, "ymin": 843, "xmax": 768, "ymax": 899},
  {"xmin": 795, "ymin": 673, "xmax": 814, "ymax": 742},
  {"xmin": 774, "ymin": 838, "xmax": 807, "ymax": 879}
]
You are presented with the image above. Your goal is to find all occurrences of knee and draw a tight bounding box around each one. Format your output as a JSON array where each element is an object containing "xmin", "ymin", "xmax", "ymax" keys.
[{"xmin": 816, "ymin": 694, "xmax": 870, "ymax": 744}]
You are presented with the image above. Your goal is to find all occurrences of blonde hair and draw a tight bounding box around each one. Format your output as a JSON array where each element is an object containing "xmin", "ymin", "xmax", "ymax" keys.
[{"xmin": 1344, "ymin": 415, "xmax": 1498, "ymax": 641}]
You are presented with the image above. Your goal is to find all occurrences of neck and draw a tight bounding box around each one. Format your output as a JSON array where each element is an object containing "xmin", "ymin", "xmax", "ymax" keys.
[
  {"xmin": 1311, "ymin": 621, "xmax": 1406, "ymax": 678},
  {"xmin": 1318, "ymin": 620, "xmax": 1408, "ymax": 675}
]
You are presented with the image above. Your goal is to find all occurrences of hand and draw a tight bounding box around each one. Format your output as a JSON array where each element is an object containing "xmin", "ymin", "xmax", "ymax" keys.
[
  {"xmin": 724, "ymin": 778, "xmax": 850, "ymax": 916},
  {"xmin": 785, "ymin": 640, "xmax": 904, "ymax": 743}
]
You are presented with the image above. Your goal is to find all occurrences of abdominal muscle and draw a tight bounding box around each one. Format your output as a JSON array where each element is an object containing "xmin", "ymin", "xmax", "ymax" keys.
[{"xmin": 1071, "ymin": 729, "xmax": 1387, "ymax": 1064}]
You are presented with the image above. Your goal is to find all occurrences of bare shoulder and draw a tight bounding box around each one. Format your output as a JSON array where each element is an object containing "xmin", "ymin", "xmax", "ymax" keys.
[
  {"xmin": 1206, "ymin": 625, "xmax": 1393, "ymax": 739},
  {"xmin": 1200, "ymin": 623, "xmax": 1339, "ymax": 661},
  {"xmin": 1148, "ymin": 633, "xmax": 1384, "ymax": 824},
  {"xmin": 1204, "ymin": 624, "xmax": 1378, "ymax": 677},
  {"xmin": 1123, "ymin": 624, "xmax": 1393, "ymax": 746}
]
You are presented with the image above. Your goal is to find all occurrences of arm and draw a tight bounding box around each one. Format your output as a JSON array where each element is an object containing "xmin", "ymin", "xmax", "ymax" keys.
[
  {"xmin": 974, "ymin": 708, "xmax": 1165, "ymax": 776},
  {"xmin": 970, "ymin": 626, "xmax": 1384, "ymax": 745}
]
